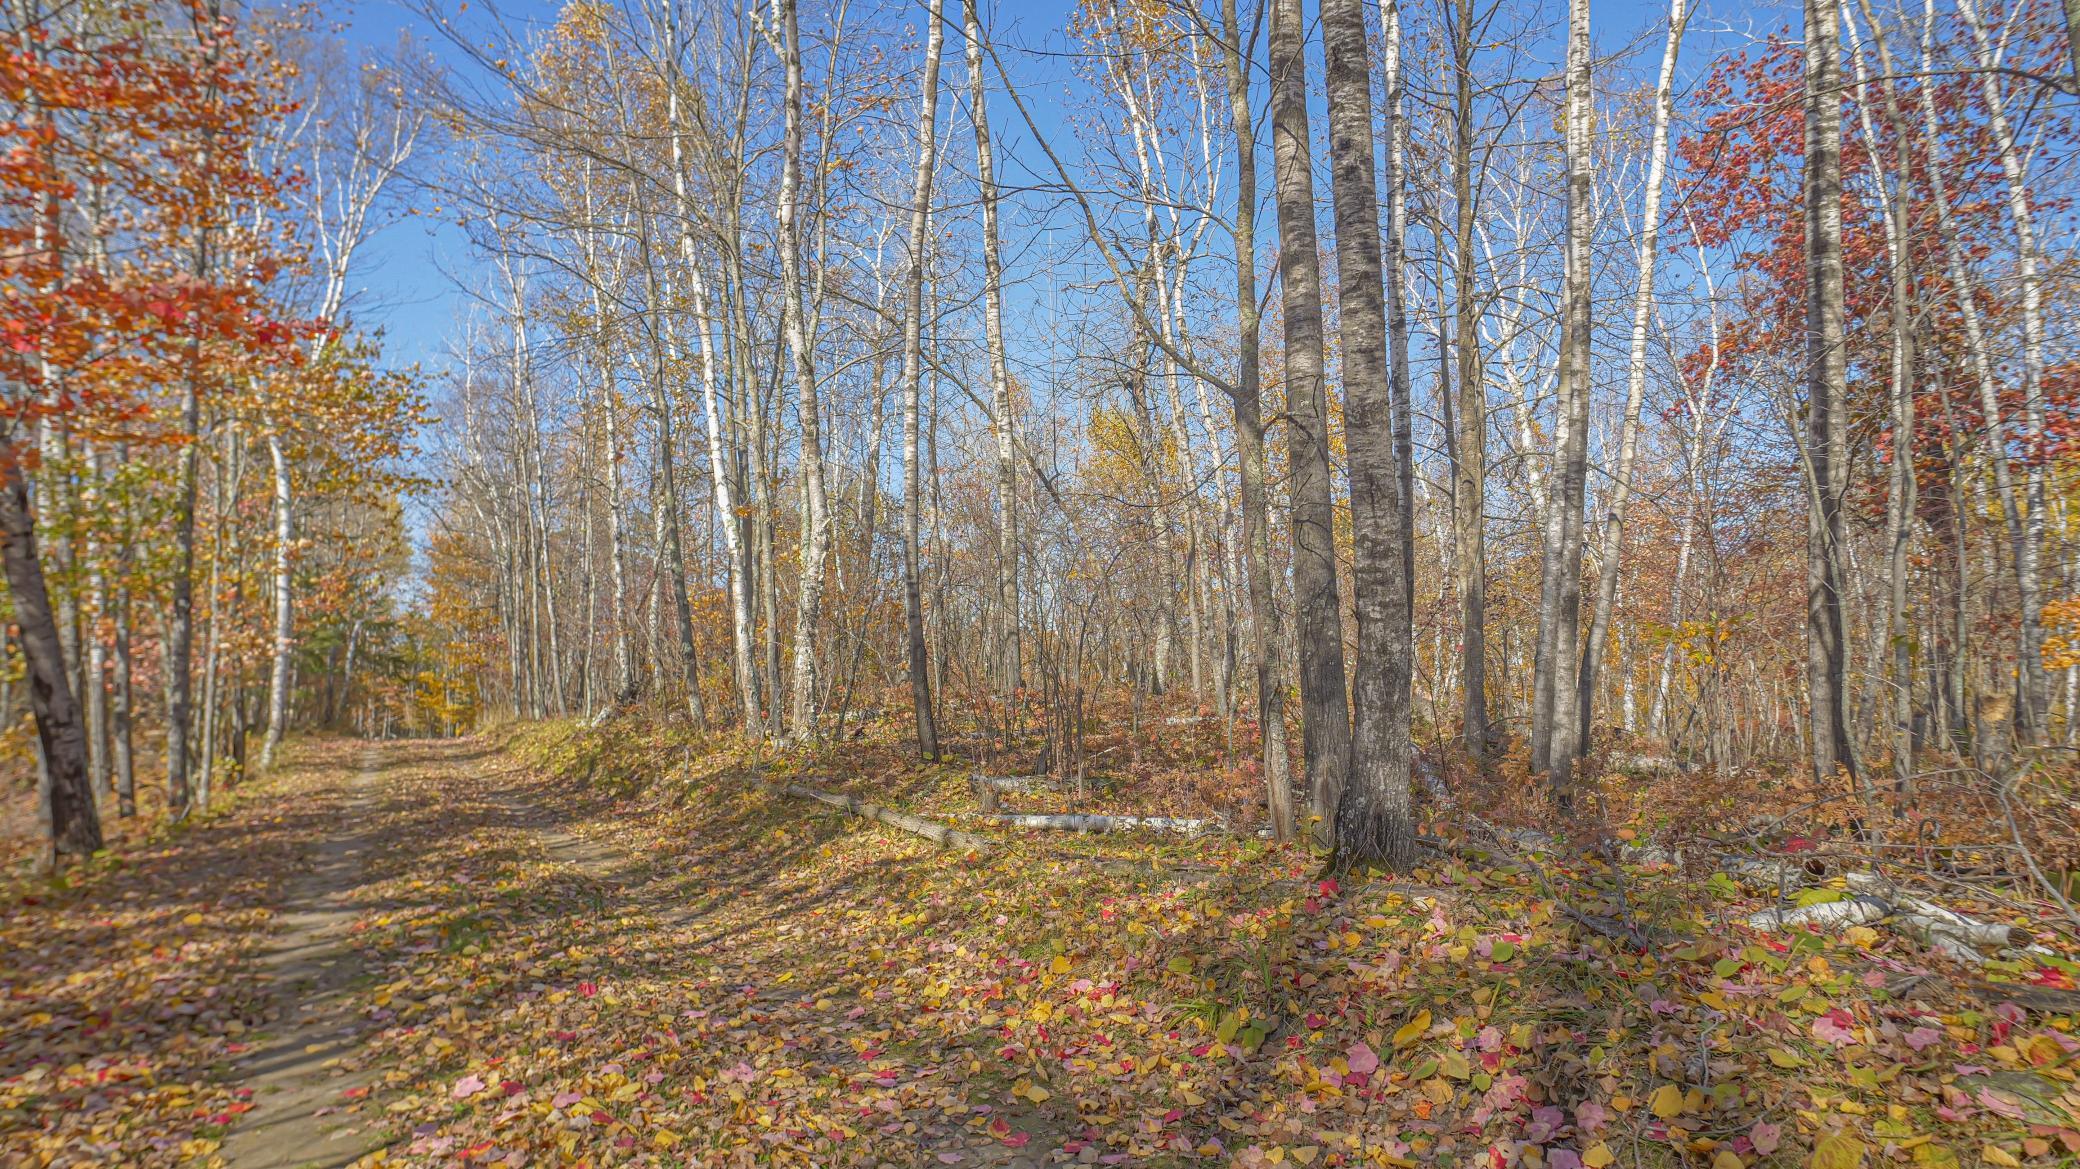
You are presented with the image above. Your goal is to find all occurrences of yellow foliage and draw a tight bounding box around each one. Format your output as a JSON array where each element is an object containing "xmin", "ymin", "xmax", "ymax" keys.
[{"xmin": 2041, "ymin": 597, "xmax": 2080, "ymax": 669}]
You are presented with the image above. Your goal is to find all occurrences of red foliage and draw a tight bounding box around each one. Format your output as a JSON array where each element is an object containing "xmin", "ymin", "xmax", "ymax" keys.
[{"xmin": 0, "ymin": 1, "xmax": 313, "ymax": 444}]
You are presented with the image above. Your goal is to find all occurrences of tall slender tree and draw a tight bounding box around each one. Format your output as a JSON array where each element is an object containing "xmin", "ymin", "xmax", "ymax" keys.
[
  {"xmin": 901, "ymin": 0, "xmax": 946, "ymax": 760},
  {"xmin": 1802, "ymin": 0, "xmax": 1858, "ymax": 790},
  {"xmin": 965, "ymin": 0, "xmax": 1021, "ymax": 700},
  {"xmin": 1321, "ymin": 0, "xmax": 1415, "ymax": 867},
  {"xmin": 1266, "ymin": 0, "xmax": 1351, "ymax": 829}
]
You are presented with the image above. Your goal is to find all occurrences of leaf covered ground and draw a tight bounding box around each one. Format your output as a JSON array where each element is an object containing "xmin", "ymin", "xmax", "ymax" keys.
[{"xmin": 3, "ymin": 724, "xmax": 2077, "ymax": 1169}]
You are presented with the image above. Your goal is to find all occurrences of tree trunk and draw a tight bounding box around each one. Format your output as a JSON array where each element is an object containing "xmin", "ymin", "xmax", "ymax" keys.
[
  {"xmin": 262, "ymin": 436, "xmax": 293, "ymax": 769},
  {"xmin": 84, "ymin": 445, "xmax": 110, "ymax": 795},
  {"xmin": 687, "ymin": 266, "xmax": 759, "ymax": 731},
  {"xmin": 0, "ymin": 443, "xmax": 101, "ymax": 858},
  {"xmin": 1321, "ymin": 0, "xmax": 1416, "ymax": 868},
  {"xmin": 1954, "ymin": 0, "xmax": 2052, "ymax": 739},
  {"xmin": 1219, "ymin": 0, "xmax": 1296, "ymax": 844},
  {"xmin": 1267, "ymin": 0, "xmax": 1351, "ymax": 828},
  {"xmin": 964, "ymin": 0, "xmax": 1021, "ymax": 699},
  {"xmin": 1533, "ymin": 0, "xmax": 1595, "ymax": 803},
  {"xmin": 659, "ymin": 13, "xmax": 760, "ymax": 734},
  {"xmin": 1578, "ymin": 0, "xmax": 1686, "ymax": 751},
  {"xmin": 1384, "ymin": 0, "xmax": 1416, "ymax": 625},
  {"xmin": 1844, "ymin": 0, "xmax": 1916, "ymax": 788},
  {"xmin": 901, "ymin": 0, "xmax": 946, "ymax": 760},
  {"xmin": 1449, "ymin": 0, "xmax": 1489, "ymax": 759},
  {"xmin": 1803, "ymin": 0, "xmax": 1858, "ymax": 790},
  {"xmin": 776, "ymin": 0, "xmax": 832, "ymax": 741},
  {"xmin": 166, "ymin": 376, "xmax": 200, "ymax": 812},
  {"xmin": 112, "ymin": 579, "xmax": 134, "ymax": 817}
]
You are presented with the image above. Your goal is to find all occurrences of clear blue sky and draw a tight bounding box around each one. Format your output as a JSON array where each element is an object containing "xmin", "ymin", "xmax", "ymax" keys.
[{"xmin": 325, "ymin": 0, "xmax": 1785, "ymax": 380}]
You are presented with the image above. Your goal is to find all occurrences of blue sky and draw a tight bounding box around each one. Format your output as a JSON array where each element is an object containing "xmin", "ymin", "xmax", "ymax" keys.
[{"xmin": 322, "ymin": 0, "xmax": 1786, "ymax": 381}]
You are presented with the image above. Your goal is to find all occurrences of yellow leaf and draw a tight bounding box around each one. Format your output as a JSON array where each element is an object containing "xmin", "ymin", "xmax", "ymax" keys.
[
  {"xmin": 1768, "ymin": 1048, "xmax": 1807, "ymax": 1069},
  {"xmin": 1393, "ymin": 1010, "xmax": 1432, "ymax": 1047},
  {"xmin": 1050, "ymin": 955, "xmax": 1071, "ymax": 975},
  {"xmin": 1979, "ymin": 1147, "xmax": 2021, "ymax": 1168},
  {"xmin": 1022, "ymin": 1084, "xmax": 1052, "ymax": 1104},
  {"xmin": 1582, "ymin": 1142, "xmax": 1616, "ymax": 1168},
  {"xmin": 1609, "ymin": 1095, "xmax": 1634, "ymax": 1113},
  {"xmin": 1292, "ymin": 1147, "xmax": 1319, "ymax": 1165},
  {"xmin": 1845, "ymin": 925, "xmax": 1880, "ymax": 947},
  {"xmin": 1714, "ymin": 1151, "xmax": 1746, "ymax": 1169},
  {"xmin": 182, "ymin": 912, "xmax": 203, "ymax": 926},
  {"xmin": 1649, "ymin": 1084, "xmax": 1686, "ymax": 1119},
  {"xmin": 1810, "ymin": 1132, "xmax": 1867, "ymax": 1169},
  {"xmin": 651, "ymin": 1130, "xmax": 680, "ymax": 1148}
]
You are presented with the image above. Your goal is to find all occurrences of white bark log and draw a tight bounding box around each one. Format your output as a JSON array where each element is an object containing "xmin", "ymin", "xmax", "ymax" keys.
[
  {"xmin": 771, "ymin": 780, "xmax": 991, "ymax": 851},
  {"xmin": 959, "ymin": 812, "xmax": 1216, "ymax": 836}
]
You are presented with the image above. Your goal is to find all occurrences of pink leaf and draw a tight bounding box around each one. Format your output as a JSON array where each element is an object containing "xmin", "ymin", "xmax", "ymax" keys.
[
  {"xmin": 1750, "ymin": 1121, "xmax": 1782, "ymax": 1155},
  {"xmin": 1346, "ymin": 1042, "xmax": 1380, "ymax": 1076},
  {"xmin": 451, "ymin": 1074, "xmax": 485, "ymax": 1100},
  {"xmin": 1812, "ymin": 1008, "xmax": 1858, "ymax": 1046},
  {"xmin": 1905, "ymin": 1026, "xmax": 1942, "ymax": 1052},
  {"xmin": 1977, "ymin": 1089, "xmax": 2028, "ymax": 1121}
]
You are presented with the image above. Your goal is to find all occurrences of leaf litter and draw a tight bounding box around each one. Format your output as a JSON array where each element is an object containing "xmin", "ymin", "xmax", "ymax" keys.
[{"xmin": 3, "ymin": 725, "xmax": 2076, "ymax": 1168}]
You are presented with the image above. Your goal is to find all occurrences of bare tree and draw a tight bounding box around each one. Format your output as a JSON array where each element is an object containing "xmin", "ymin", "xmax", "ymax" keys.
[
  {"xmin": 1321, "ymin": 0, "xmax": 1415, "ymax": 867},
  {"xmin": 1267, "ymin": 0, "xmax": 1351, "ymax": 830},
  {"xmin": 1802, "ymin": 0, "xmax": 1858, "ymax": 791}
]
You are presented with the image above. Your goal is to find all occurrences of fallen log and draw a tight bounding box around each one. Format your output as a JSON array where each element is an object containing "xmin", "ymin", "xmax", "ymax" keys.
[
  {"xmin": 956, "ymin": 811, "xmax": 1216, "ymax": 836},
  {"xmin": 1842, "ymin": 871, "xmax": 2032, "ymax": 948},
  {"xmin": 767, "ymin": 780, "xmax": 992, "ymax": 852},
  {"xmin": 1744, "ymin": 896, "xmax": 1891, "ymax": 932},
  {"xmin": 969, "ymin": 773, "xmax": 1054, "ymax": 812},
  {"xmin": 971, "ymin": 774, "xmax": 1052, "ymax": 793}
]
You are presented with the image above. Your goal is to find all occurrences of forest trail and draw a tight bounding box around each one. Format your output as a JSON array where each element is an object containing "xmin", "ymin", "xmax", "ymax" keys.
[
  {"xmin": 211, "ymin": 736, "xmax": 1069, "ymax": 1168},
  {"xmin": 220, "ymin": 749, "xmax": 386, "ymax": 1169}
]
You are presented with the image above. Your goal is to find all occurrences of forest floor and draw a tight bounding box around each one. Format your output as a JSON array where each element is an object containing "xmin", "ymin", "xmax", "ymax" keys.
[{"xmin": 3, "ymin": 726, "xmax": 2078, "ymax": 1169}]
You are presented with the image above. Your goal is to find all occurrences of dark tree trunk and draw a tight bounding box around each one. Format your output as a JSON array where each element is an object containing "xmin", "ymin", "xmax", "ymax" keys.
[
  {"xmin": 1449, "ymin": 0, "xmax": 1489, "ymax": 758},
  {"xmin": 165, "ymin": 378, "xmax": 199, "ymax": 812},
  {"xmin": 1, "ymin": 443, "xmax": 102, "ymax": 859},
  {"xmin": 1267, "ymin": 0, "xmax": 1352, "ymax": 830},
  {"xmin": 1321, "ymin": 0, "xmax": 1416, "ymax": 868},
  {"xmin": 1219, "ymin": 0, "xmax": 1297, "ymax": 843}
]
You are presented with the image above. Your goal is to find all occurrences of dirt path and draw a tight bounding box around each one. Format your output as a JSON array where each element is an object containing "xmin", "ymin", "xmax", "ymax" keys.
[
  {"xmin": 183, "ymin": 735, "xmax": 1074, "ymax": 1167},
  {"xmin": 219, "ymin": 747, "xmax": 387, "ymax": 1169}
]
